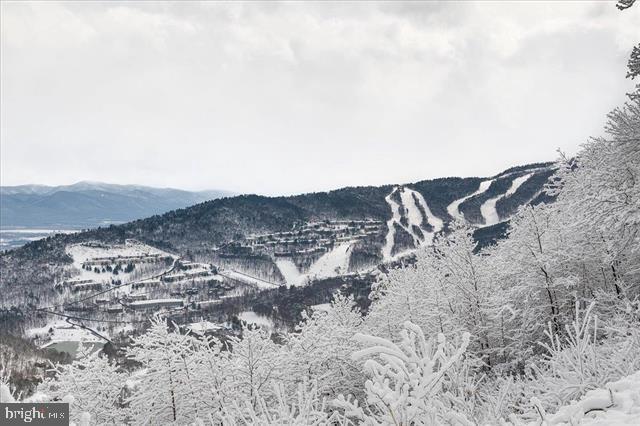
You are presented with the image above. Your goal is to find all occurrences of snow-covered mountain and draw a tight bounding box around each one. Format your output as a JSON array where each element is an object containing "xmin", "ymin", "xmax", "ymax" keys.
[
  {"xmin": 0, "ymin": 181, "xmax": 234, "ymax": 229},
  {"xmin": 0, "ymin": 162, "xmax": 555, "ymax": 302}
]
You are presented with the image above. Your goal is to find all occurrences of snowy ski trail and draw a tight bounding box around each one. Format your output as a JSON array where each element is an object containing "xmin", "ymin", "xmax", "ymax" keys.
[
  {"xmin": 407, "ymin": 188, "xmax": 443, "ymax": 242},
  {"xmin": 307, "ymin": 242, "xmax": 352, "ymax": 279},
  {"xmin": 382, "ymin": 187, "xmax": 444, "ymax": 260},
  {"xmin": 277, "ymin": 242, "xmax": 354, "ymax": 286},
  {"xmin": 275, "ymin": 258, "xmax": 304, "ymax": 287},
  {"xmin": 446, "ymin": 179, "xmax": 494, "ymax": 222},
  {"xmin": 382, "ymin": 188, "xmax": 402, "ymax": 260},
  {"xmin": 480, "ymin": 173, "xmax": 534, "ymax": 226}
]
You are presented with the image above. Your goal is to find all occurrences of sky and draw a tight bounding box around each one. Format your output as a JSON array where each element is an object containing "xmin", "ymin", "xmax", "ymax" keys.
[{"xmin": 1, "ymin": 1, "xmax": 639, "ymax": 196}]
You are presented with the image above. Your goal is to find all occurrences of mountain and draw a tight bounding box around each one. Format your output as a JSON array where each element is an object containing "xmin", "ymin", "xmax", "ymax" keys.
[
  {"xmin": 0, "ymin": 182, "xmax": 234, "ymax": 229},
  {"xmin": 0, "ymin": 162, "xmax": 556, "ymax": 309}
]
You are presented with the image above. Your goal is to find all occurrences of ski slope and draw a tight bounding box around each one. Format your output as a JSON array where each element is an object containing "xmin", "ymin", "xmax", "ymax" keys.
[
  {"xmin": 480, "ymin": 173, "xmax": 534, "ymax": 226},
  {"xmin": 408, "ymin": 188, "xmax": 443, "ymax": 241},
  {"xmin": 275, "ymin": 258, "xmax": 305, "ymax": 287},
  {"xmin": 382, "ymin": 188, "xmax": 403, "ymax": 260},
  {"xmin": 382, "ymin": 187, "xmax": 443, "ymax": 261},
  {"xmin": 307, "ymin": 242, "xmax": 352, "ymax": 279},
  {"xmin": 399, "ymin": 188, "xmax": 426, "ymax": 243},
  {"xmin": 446, "ymin": 179, "xmax": 493, "ymax": 222},
  {"xmin": 276, "ymin": 242, "xmax": 353, "ymax": 286}
]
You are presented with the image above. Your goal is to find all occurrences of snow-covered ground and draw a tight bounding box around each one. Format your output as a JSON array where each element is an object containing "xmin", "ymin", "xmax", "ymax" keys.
[
  {"xmin": 276, "ymin": 242, "xmax": 354, "ymax": 287},
  {"xmin": 238, "ymin": 311, "xmax": 274, "ymax": 330},
  {"xmin": 186, "ymin": 320, "xmax": 222, "ymax": 334},
  {"xmin": 218, "ymin": 269, "xmax": 279, "ymax": 289},
  {"xmin": 275, "ymin": 258, "xmax": 305, "ymax": 287},
  {"xmin": 480, "ymin": 173, "xmax": 533, "ymax": 226},
  {"xmin": 307, "ymin": 242, "xmax": 352, "ymax": 279},
  {"xmin": 27, "ymin": 320, "xmax": 105, "ymax": 358},
  {"xmin": 446, "ymin": 179, "xmax": 494, "ymax": 222},
  {"xmin": 506, "ymin": 173, "xmax": 534, "ymax": 197},
  {"xmin": 27, "ymin": 320, "xmax": 101, "ymax": 343},
  {"xmin": 524, "ymin": 370, "xmax": 640, "ymax": 425},
  {"xmin": 65, "ymin": 240, "xmax": 175, "ymax": 286}
]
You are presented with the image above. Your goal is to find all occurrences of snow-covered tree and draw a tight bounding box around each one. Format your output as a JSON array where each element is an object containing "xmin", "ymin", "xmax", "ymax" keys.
[
  {"xmin": 126, "ymin": 316, "xmax": 227, "ymax": 424},
  {"xmin": 284, "ymin": 293, "xmax": 364, "ymax": 399},
  {"xmin": 39, "ymin": 349, "xmax": 127, "ymax": 425},
  {"xmin": 334, "ymin": 321, "xmax": 475, "ymax": 425}
]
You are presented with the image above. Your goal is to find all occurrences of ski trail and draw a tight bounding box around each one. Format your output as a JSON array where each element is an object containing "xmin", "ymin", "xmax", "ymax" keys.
[
  {"xmin": 277, "ymin": 242, "xmax": 354, "ymax": 286},
  {"xmin": 382, "ymin": 188, "xmax": 402, "ymax": 260},
  {"xmin": 275, "ymin": 258, "xmax": 303, "ymax": 287},
  {"xmin": 480, "ymin": 173, "xmax": 534, "ymax": 226},
  {"xmin": 307, "ymin": 242, "xmax": 352, "ymax": 279},
  {"xmin": 446, "ymin": 179, "xmax": 493, "ymax": 222},
  {"xmin": 505, "ymin": 172, "xmax": 534, "ymax": 196},
  {"xmin": 383, "ymin": 187, "xmax": 444, "ymax": 260},
  {"xmin": 399, "ymin": 188, "xmax": 425, "ymax": 244},
  {"xmin": 405, "ymin": 188, "xmax": 443, "ymax": 244}
]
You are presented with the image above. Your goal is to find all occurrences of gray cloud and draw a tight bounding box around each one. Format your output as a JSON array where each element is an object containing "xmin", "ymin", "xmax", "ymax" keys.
[{"xmin": 1, "ymin": 1, "xmax": 639, "ymax": 195}]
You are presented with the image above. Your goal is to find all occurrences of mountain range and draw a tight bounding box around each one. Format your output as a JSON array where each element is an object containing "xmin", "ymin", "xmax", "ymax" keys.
[
  {"xmin": 0, "ymin": 182, "xmax": 234, "ymax": 229},
  {"xmin": 0, "ymin": 161, "xmax": 557, "ymax": 308}
]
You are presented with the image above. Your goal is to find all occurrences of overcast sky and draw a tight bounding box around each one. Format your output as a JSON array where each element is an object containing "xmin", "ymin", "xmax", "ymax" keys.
[{"xmin": 1, "ymin": 1, "xmax": 639, "ymax": 195}]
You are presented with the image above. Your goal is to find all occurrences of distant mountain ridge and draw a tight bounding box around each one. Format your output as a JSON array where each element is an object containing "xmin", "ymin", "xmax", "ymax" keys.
[{"xmin": 0, "ymin": 182, "xmax": 234, "ymax": 228}]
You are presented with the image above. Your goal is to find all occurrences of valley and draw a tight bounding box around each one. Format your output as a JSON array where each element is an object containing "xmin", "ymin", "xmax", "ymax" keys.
[{"xmin": 0, "ymin": 162, "xmax": 556, "ymax": 359}]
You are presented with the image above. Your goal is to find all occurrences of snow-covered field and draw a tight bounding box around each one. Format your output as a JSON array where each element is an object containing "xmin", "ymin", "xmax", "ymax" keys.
[{"xmin": 64, "ymin": 240, "xmax": 175, "ymax": 287}]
